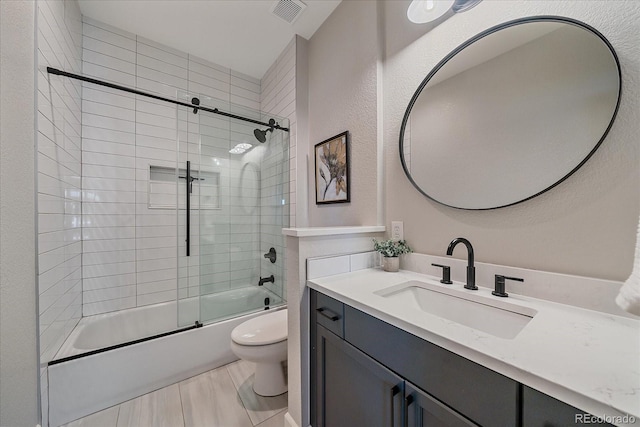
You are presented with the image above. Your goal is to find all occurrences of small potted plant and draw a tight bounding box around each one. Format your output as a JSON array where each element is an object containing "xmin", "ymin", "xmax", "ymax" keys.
[{"xmin": 373, "ymin": 239, "xmax": 412, "ymax": 272}]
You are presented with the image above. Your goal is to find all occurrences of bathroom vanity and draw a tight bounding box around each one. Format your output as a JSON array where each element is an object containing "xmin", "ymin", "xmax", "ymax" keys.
[{"xmin": 307, "ymin": 269, "xmax": 639, "ymax": 427}]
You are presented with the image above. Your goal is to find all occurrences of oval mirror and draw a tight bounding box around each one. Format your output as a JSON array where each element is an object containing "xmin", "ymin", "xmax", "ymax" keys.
[{"xmin": 400, "ymin": 16, "xmax": 621, "ymax": 210}]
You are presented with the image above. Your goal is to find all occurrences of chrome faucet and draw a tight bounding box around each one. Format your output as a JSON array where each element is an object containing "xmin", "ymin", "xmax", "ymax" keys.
[{"xmin": 446, "ymin": 237, "xmax": 478, "ymax": 290}]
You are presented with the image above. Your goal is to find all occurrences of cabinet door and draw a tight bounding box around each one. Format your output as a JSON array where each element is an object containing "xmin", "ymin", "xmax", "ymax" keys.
[
  {"xmin": 522, "ymin": 386, "xmax": 614, "ymax": 427},
  {"xmin": 314, "ymin": 324, "xmax": 404, "ymax": 427},
  {"xmin": 405, "ymin": 383, "xmax": 478, "ymax": 427}
]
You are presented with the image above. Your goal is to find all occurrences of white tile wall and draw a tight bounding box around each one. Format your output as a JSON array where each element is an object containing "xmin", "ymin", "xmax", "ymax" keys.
[
  {"xmin": 259, "ymin": 39, "xmax": 296, "ymax": 302},
  {"xmin": 80, "ymin": 18, "xmax": 289, "ymax": 320},
  {"xmin": 261, "ymin": 38, "xmax": 297, "ymax": 227},
  {"xmin": 307, "ymin": 255, "xmax": 351, "ymax": 280},
  {"xmin": 350, "ymin": 251, "xmax": 379, "ymax": 271},
  {"xmin": 37, "ymin": 0, "xmax": 84, "ymax": 423},
  {"xmin": 306, "ymin": 251, "xmax": 380, "ymax": 280}
]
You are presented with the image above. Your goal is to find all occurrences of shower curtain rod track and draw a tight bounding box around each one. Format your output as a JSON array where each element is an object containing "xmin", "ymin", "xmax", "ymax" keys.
[{"xmin": 47, "ymin": 67, "xmax": 290, "ymax": 132}]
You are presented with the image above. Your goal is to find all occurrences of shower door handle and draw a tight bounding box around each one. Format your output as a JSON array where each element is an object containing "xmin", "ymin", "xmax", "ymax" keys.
[
  {"xmin": 179, "ymin": 161, "xmax": 205, "ymax": 257},
  {"xmin": 185, "ymin": 161, "xmax": 191, "ymax": 256}
]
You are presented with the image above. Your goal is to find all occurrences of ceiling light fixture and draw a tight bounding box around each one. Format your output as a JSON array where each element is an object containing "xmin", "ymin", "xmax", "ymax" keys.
[
  {"xmin": 407, "ymin": 0, "xmax": 454, "ymax": 24},
  {"xmin": 229, "ymin": 142, "xmax": 253, "ymax": 155},
  {"xmin": 407, "ymin": 0, "xmax": 482, "ymax": 24}
]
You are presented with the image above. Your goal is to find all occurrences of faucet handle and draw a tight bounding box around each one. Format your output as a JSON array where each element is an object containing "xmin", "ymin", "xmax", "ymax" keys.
[
  {"xmin": 492, "ymin": 275, "xmax": 524, "ymax": 297},
  {"xmin": 431, "ymin": 263, "xmax": 453, "ymax": 284}
]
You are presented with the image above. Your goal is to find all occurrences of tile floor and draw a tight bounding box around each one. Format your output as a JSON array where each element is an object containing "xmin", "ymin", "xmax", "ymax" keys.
[{"xmin": 62, "ymin": 360, "xmax": 287, "ymax": 427}]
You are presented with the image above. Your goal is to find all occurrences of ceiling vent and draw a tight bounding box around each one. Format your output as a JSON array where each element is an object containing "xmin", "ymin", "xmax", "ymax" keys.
[{"xmin": 270, "ymin": 0, "xmax": 307, "ymax": 24}]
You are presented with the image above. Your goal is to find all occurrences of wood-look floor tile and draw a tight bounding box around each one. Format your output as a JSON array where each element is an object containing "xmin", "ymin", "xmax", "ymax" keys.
[
  {"xmin": 180, "ymin": 366, "xmax": 253, "ymax": 427},
  {"xmin": 62, "ymin": 405, "xmax": 119, "ymax": 427},
  {"xmin": 226, "ymin": 360, "xmax": 287, "ymax": 426},
  {"xmin": 117, "ymin": 384, "xmax": 184, "ymax": 427}
]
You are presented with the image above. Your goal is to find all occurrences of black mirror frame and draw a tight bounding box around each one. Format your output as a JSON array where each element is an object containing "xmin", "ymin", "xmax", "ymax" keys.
[{"xmin": 398, "ymin": 15, "xmax": 622, "ymax": 210}]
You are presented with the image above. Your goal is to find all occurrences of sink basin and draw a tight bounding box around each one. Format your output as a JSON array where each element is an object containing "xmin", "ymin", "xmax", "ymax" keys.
[{"xmin": 375, "ymin": 280, "xmax": 536, "ymax": 339}]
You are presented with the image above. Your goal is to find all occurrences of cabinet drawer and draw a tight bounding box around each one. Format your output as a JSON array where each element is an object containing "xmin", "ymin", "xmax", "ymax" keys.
[
  {"xmin": 312, "ymin": 290, "xmax": 344, "ymax": 338},
  {"xmin": 344, "ymin": 305, "xmax": 518, "ymax": 427}
]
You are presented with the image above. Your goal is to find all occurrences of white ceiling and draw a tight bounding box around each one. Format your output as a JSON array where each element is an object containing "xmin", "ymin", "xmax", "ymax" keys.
[{"xmin": 78, "ymin": 0, "xmax": 341, "ymax": 80}]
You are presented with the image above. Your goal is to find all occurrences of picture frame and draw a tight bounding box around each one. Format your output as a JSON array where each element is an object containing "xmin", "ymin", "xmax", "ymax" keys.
[{"xmin": 314, "ymin": 131, "xmax": 350, "ymax": 204}]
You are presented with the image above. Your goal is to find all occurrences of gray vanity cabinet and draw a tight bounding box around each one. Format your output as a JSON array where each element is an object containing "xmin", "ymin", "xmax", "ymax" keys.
[
  {"xmin": 313, "ymin": 320, "xmax": 476, "ymax": 427},
  {"xmin": 311, "ymin": 290, "xmax": 480, "ymax": 427},
  {"xmin": 343, "ymin": 305, "xmax": 518, "ymax": 426},
  {"xmin": 310, "ymin": 289, "xmax": 615, "ymax": 427}
]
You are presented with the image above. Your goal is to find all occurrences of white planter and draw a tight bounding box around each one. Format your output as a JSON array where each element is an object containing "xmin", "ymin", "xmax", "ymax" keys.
[{"xmin": 382, "ymin": 256, "xmax": 399, "ymax": 272}]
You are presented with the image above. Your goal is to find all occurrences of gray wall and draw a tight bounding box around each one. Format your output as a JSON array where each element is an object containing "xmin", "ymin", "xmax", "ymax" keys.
[
  {"xmin": 383, "ymin": 0, "xmax": 639, "ymax": 281},
  {"xmin": 305, "ymin": 0, "xmax": 639, "ymax": 281},
  {"xmin": 307, "ymin": 0, "xmax": 383, "ymax": 227},
  {"xmin": 0, "ymin": 1, "xmax": 40, "ymax": 425}
]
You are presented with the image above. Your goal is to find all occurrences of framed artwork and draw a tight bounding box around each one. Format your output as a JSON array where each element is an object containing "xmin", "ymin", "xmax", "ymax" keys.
[{"xmin": 314, "ymin": 131, "xmax": 350, "ymax": 204}]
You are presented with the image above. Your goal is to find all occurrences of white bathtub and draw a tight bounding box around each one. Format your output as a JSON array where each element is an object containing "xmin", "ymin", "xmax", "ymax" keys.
[
  {"xmin": 56, "ymin": 287, "xmax": 281, "ymax": 358},
  {"xmin": 48, "ymin": 287, "xmax": 284, "ymax": 427}
]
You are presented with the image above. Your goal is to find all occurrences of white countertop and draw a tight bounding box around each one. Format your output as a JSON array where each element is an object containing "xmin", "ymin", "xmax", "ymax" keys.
[
  {"xmin": 282, "ymin": 226, "xmax": 385, "ymax": 237},
  {"xmin": 307, "ymin": 268, "xmax": 640, "ymax": 424}
]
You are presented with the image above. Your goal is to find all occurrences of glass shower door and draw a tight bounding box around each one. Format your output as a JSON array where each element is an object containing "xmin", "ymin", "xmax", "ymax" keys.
[
  {"xmin": 197, "ymin": 98, "xmax": 289, "ymax": 325},
  {"xmin": 193, "ymin": 95, "xmax": 234, "ymax": 324},
  {"xmin": 174, "ymin": 90, "xmax": 289, "ymax": 327},
  {"xmin": 256, "ymin": 112, "xmax": 289, "ymax": 308}
]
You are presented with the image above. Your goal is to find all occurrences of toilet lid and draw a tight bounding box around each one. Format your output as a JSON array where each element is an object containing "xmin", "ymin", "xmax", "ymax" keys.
[{"xmin": 231, "ymin": 309, "xmax": 287, "ymax": 346}]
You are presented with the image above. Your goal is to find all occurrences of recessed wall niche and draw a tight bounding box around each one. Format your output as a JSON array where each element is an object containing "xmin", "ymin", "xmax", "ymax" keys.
[{"xmin": 149, "ymin": 165, "xmax": 220, "ymax": 210}]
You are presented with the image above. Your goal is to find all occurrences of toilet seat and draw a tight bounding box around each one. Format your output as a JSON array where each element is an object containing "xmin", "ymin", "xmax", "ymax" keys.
[{"xmin": 231, "ymin": 309, "xmax": 287, "ymax": 346}]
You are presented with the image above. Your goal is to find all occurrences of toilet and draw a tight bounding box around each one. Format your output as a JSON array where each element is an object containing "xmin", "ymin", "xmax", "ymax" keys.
[{"xmin": 231, "ymin": 308, "xmax": 288, "ymax": 396}]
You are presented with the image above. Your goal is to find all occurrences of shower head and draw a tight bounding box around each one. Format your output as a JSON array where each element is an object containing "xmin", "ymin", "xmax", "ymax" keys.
[
  {"xmin": 254, "ymin": 119, "xmax": 276, "ymax": 143},
  {"xmin": 254, "ymin": 128, "xmax": 269, "ymax": 143}
]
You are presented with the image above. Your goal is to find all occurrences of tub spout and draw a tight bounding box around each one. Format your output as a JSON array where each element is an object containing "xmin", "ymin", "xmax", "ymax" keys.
[{"xmin": 259, "ymin": 275, "xmax": 274, "ymax": 286}]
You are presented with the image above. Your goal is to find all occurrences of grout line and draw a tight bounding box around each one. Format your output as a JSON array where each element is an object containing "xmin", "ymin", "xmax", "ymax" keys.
[
  {"xmin": 134, "ymin": 35, "xmax": 139, "ymax": 311},
  {"xmin": 177, "ymin": 379, "xmax": 186, "ymax": 427},
  {"xmin": 223, "ymin": 363, "xmax": 256, "ymax": 426},
  {"xmin": 115, "ymin": 404, "xmax": 121, "ymax": 427},
  {"xmin": 255, "ymin": 409, "xmax": 288, "ymax": 427}
]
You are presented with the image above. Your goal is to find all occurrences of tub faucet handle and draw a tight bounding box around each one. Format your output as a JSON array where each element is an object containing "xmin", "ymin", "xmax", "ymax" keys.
[{"xmin": 264, "ymin": 247, "xmax": 277, "ymax": 263}]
